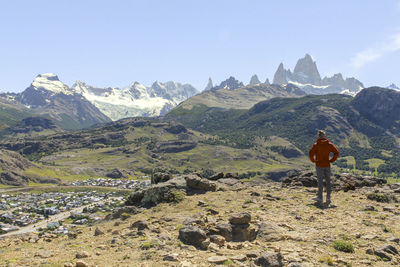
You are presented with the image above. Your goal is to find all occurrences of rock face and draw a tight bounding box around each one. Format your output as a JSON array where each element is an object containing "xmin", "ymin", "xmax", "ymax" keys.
[
  {"xmin": 204, "ymin": 77, "xmax": 213, "ymax": 91},
  {"xmin": 272, "ymin": 54, "xmax": 364, "ymax": 95},
  {"xmin": 273, "ymin": 63, "xmax": 292, "ymax": 85},
  {"xmin": 210, "ymin": 76, "xmax": 244, "ymax": 91},
  {"xmin": 292, "ymin": 54, "xmax": 321, "ymax": 85},
  {"xmin": 249, "ymin": 75, "xmax": 261, "ymax": 85},
  {"xmin": 282, "ymin": 171, "xmax": 386, "ymax": 191}
]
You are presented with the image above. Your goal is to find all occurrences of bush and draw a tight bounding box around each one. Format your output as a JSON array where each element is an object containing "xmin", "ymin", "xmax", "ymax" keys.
[{"xmin": 333, "ymin": 241, "xmax": 354, "ymax": 253}]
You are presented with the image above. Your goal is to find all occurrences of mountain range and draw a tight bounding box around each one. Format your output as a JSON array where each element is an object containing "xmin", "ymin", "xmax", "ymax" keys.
[
  {"xmin": 272, "ymin": 54, "xmax": 364, "ymax": 95},
  {"xmin": 0, "ymin": 73, "xmax": 198, "ymax": 129}
]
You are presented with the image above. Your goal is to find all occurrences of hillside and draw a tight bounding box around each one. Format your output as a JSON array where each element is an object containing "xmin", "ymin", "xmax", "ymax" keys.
[
  {"xmin": 1, "ymin": 174, "xmax": 399, "ymax": 266},
  {"xmin": 167, "ymin": 87, "xmax": 400, "ymax": 177},
  {"xmin": 178, "ymin": 82, "xmax": 305, "ymax": 110},
  {"xmin": 0, "ymin": 99, "xmax": 32, "ymax": 130},
  {"xmin": 0, "ymin": 118, "xmax": 310, "ymax": 184}
]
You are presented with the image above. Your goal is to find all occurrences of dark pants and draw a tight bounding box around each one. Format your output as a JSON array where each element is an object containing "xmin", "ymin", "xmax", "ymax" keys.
[{"xmin": 316, "ymin": 166, "xmax": 331, "ymax": 201}]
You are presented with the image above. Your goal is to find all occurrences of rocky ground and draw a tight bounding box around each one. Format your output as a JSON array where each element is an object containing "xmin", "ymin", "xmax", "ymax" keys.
[{"xmin": 0, "ymin": 173, "xmax": 400, "ymax": 266}]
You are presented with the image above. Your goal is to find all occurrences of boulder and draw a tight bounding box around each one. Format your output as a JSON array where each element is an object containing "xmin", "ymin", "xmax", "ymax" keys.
[
  {"xmin": 130, "ymin": 220, "xmax": 149, "ymax": 231},
  {"xmin": 185, "ymin": 175, "xmax": 217, "ymax": 192},
  {"xmin": 209, "ymin": 172, "xmax": 224, "ymax": 181},
  {"xmin": 94, "ymin": 227, "xmax": 104, "ymax": 236},
  {"xmin": 256, "ymin": 223, "xmax": 284, "ymax": 242},
  {"xmin": 255, "ymin": 252, "xmax": 284, "ymax": 267},
  {"xmin": 178, "ymin": 226, "xmax": 208, "ymax": 249},
  {"xmin": 229, "ymin": 212, "xmax": 251, "ymax": 225},
  {"xmin": 231, "ymin": 223, "xmax": 257, "ymax": 242},
  {"xmin": 213, "ymin": 223, "xmax": 233, "ymax": 242},
  {"xmin": 106, "ymin": 206, "xmax": 140, "ymax": 219},
  {"xmin": 106, "ymin": 168, "xmax": 126, "ymax": 179},
  {"xmin": 151, "ymin": 172, "xmax": 172, "ymax": 184},
  {"xmin": 126, "ymin": 176, "xmax": 186, "ymax": 206}
]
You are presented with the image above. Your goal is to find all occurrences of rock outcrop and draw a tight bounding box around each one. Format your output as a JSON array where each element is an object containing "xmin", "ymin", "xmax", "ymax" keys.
[{"xmin": 282, "ymin": 171, "xmax": 387, "ymax": 191}]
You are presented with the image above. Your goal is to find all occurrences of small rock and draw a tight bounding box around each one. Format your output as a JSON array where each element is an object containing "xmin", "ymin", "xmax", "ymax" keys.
[
  {"xmin": 94, "ymin": 227, "xmax": 104, "ymax": 236},
  {"xmin": 208, "ymin": 243, "xmax": 220, "ymax": 252},
  {"xmin": 255, "ymin": 252, "xmax": 283, "ymax": 267},
  {"xmin": 34, "ymin": 250, "xmax": 53, "ymax": 258},
  {"xmin": 387, "ymin": 236, "xmax": 400, "ymax": 244},
  {"xmin": 112, "ymin": 230, "xmax": 120, "ymax": 235},
  {"xmin": 210, "ymin": 235, "xmax": 225, "ymax": 246},
  {"xmin": 287, "ymin": 263, "xmax": 303, "ymax": 267},
  {"xmin": 214, "ymin": 223, "xmax": 233, "ymax": 241},
  {"xmin": 246, "ymin": 250, "xmax": 260, "ymax": 258},
  {"xmin": 208, "ymin": 256, "xmax": 228, "ymax": 264},
  {"xmin": 163, "ymin": 253, "xmax": 179, "ymax": 261},
  {"xmin": 231, "ymin": 254, "xmax": 247, "ymax": 261},
  {"xmin": 363, "ymin": 205, "xmax": 376, "ymax": 211},
  {"xmin": 131, "ymin": 220, "xmax": 149, "ymax": 231},
  {"xmin": 75, "ymin": 260, "xmax": 89, "ymax": 267},
  {"xmin": 198, "ymin": 200, "xmax": 207, "ymax": 206},
  {"xmin": 64, "ymin": 263, "xmax": 74, "ymax": 267},
  {"xmin": 383, "ymin": 206, "xmax": 396, "ymax": 213},
  {"xmin": 76, "ymin": 251, "xmax": 90, "ymax": 259},
  {"xmin": 229, "ymin": 212, "xmax": 251, "ymax": 225}
]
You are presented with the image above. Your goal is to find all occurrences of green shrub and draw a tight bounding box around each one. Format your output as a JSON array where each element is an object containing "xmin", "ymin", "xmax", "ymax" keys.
[{"xmin": 333, "ymin": 241, "xmax": 354, "ymax": 253}]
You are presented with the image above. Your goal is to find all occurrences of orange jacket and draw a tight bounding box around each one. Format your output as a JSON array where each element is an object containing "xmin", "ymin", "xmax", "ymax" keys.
[{"xmin": 309, "ymin": 138, "xmax": 339, "ymax": 167}]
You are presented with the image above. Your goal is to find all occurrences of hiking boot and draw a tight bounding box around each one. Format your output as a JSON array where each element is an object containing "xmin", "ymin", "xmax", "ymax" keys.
[{"xmin": 326, "ymin": 198, "xmax": 331, "ymax": 206}]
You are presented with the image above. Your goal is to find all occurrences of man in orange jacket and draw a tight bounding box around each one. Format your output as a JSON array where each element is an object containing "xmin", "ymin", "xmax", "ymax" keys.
[{"xmin": 309, "ymin": 130, "xmax": 339, "ymax": 205}]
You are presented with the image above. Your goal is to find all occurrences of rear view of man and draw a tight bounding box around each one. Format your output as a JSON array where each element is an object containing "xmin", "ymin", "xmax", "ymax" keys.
[{"xmin": 309, "ymin": 130, "xmax": 339, "ymax": 205}]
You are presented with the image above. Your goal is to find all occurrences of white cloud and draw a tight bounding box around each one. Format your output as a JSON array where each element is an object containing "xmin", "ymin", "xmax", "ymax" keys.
[{"xmin": 351, "ymin": 32, "xmax": 400, "ymax": 69}]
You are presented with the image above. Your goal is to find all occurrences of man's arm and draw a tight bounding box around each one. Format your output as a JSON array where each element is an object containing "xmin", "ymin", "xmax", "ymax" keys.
[
  {"xmin": 308, "ymin": 144, "xmax": 317, "ymax": 163},
  {"xmin": 329, "ymin": 143, "xmax": 339, "ymax": 163}
]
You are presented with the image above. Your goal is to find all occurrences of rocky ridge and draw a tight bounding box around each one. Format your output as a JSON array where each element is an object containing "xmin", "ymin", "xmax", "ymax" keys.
[{"xmin": 272, "ymin": 54, "xmax": 364, "ymax": 95}]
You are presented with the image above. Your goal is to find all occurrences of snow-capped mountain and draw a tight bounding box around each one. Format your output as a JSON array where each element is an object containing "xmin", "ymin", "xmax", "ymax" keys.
[
  {"xmin": 272, "ymin": 54, "xmax": 364, "ymax": 95},
  {"xmin": 72, "ymin": 80, "xmax": 198, "ymax": 120},
  {"xmin": 10, "ymin": 73, "xmax": 198, "ymax": 124},
  {"xmin": 387, "ymin": 83, "xmax": 400, "ymax": 90},
  {"xmin": 15, "ymin": 73, "xmax": 111, "ymax": 129}
]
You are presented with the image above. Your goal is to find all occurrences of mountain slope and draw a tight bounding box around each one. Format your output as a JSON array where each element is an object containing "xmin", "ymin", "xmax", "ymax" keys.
[
  {"xmin": 72, "ymin": 80, "xmax": 198, "ymax": 120},
  {"xmin": 167, "ymin": 87, "xmax": 400, "ymax": 175},
  {"xmin": 174, "ymin": 81, "xmax": 306, "ymax": 110}
]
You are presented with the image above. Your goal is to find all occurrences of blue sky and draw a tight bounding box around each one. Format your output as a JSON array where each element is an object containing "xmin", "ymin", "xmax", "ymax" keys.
[{"xmin": 1, "ymin": 0, "xmax": 400, "ymax": 92}]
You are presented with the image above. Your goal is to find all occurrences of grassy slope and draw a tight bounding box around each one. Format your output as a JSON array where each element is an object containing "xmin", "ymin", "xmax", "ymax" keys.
[{"xmin": 27, "ymin": 123, "xmax": 310, "ymax": 183}]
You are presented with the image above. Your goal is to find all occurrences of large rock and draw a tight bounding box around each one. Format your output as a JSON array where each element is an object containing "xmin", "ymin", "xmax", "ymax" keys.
[
  {"xmin": 229, "ymin": 212, "xmax": 251, "ymax": 225},
  {"xmin": 151, "ymin": 172, "xmax": 172, "ymax": 184},
  {"xmin": 106, "ymin": 168, "xmax": 126, "ymax": 179},
  {"xmin": 231, "ymin": 223, "xmax": 257, "ymax": 242},
  {"xmin": 185, "ymin": 175, "xmax": 217, "ymax": 192},
  {"xmin": 256, "ymin": 223, "xmax": 284, "ymax": 242},
  {"xmin": 282, "ymin": 171, "xmax": 387, "ymax": 191},
  {"xmin": 255, "ymin": 252, "xmax": 284, "ymax": 267},
  {"xmin": 126, "ymin": 176, "xmax": 186, "ymax": 206},
  {"xmin": 178, "ymin": 226, "xmax": 208, "ymax": 249},
  {"xmin": 213, "ymin": 223, "xmax": 233, "ymax": 242}
]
